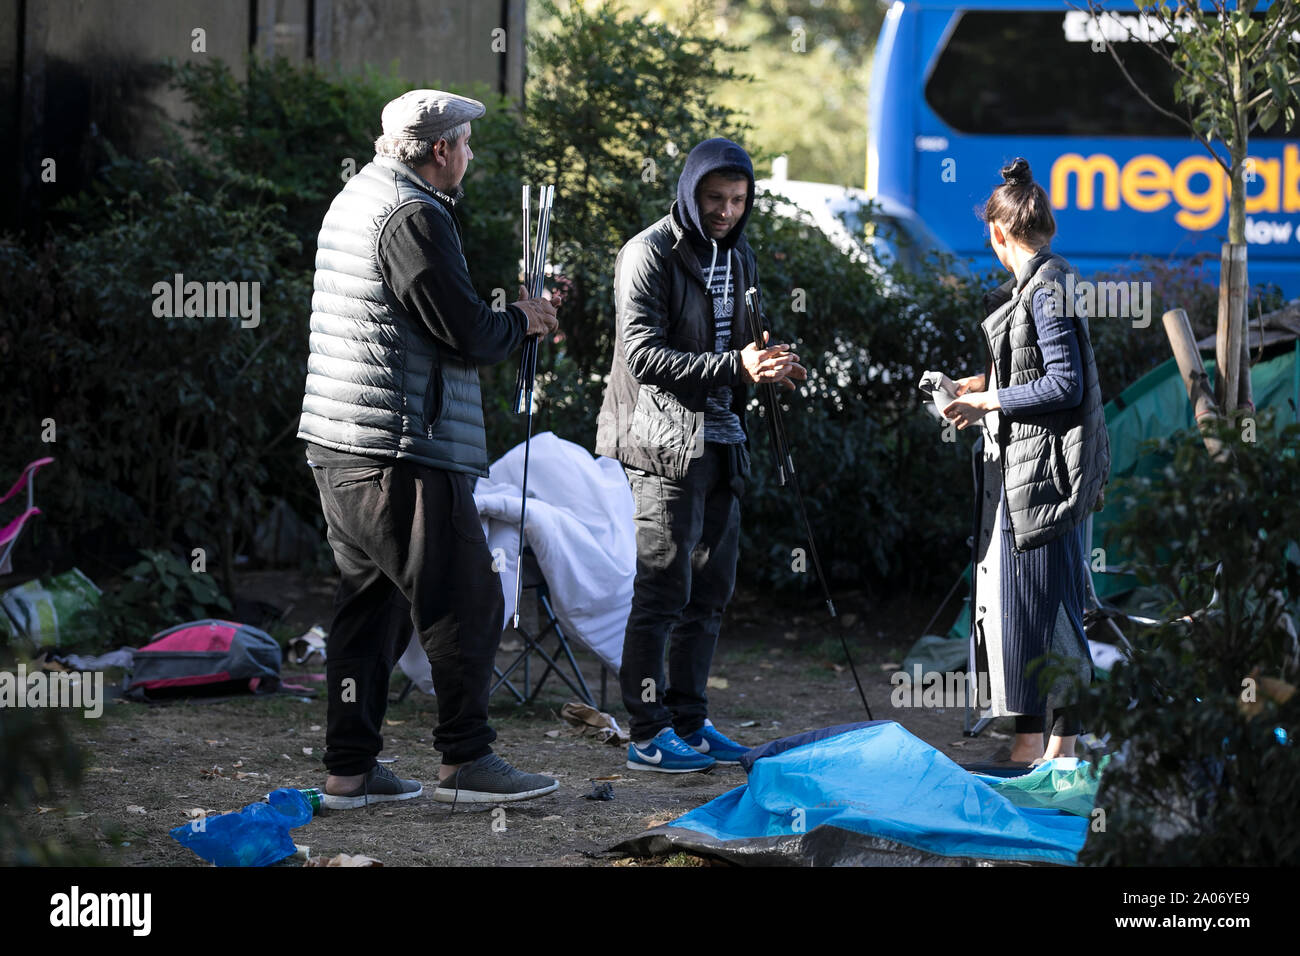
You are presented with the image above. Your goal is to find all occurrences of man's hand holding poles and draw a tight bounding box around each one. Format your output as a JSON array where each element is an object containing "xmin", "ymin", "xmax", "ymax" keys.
[
  {"xmin": 513, "ymin": 284, "xmax": 558, "ymax": 337},
  {"xmin": 740, "ymin": 332, "xmax": 806, "ymax": 391}
]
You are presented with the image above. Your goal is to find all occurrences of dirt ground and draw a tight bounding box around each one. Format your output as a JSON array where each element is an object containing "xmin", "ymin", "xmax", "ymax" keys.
[{"xmin": 24, "ymin": 569, "xmax": 1018, "ymax": 867}]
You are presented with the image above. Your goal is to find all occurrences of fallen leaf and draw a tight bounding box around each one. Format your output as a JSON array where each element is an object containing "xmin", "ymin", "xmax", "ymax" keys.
[
  {"xmin": 310, "ymin": 725, "xmax": 322, "ymax": 732},
  {"xmin": 205, "ymin": 739, "xmax": 220, "ymax": 747},
  {"xmin": 232, "ymin": 760, "xmax": 244, "ymax": 769},
  {"xmin": 35, "ymin": 806, "xmax": 58, "ymax": 814},
  {"xmin": 880, "ymin": 662, "xmax": 901, "ymax": 672},
  {"xmin": 233, "ymin": 771, "xmax": 259, "ymax": 780},
  {"xmin": 542, "ymin": 814, "xmax": 563, "ymax": 822},
  {"xmin": 739, "ymin": 720, "xmax": 759, "ymax": 728},
  {"xmin": 125, "ymin": 805, "xmax": 147, "ymax": 815},
  {"xmin": 832, "ymin": 664, "xmax": 845, "ymax": 673},
  {"xmin": 706, "ymin": 676, "xmax": 729, "ymax": 690},
  {"xmin": 592, "ymin": 775, "xmax": 622, "ymax": 781},
  {"xmin": 86, "ymin": 767, "xmax": 122, "ymax": 774},
  {"xmin": 544, "ymin": 730, "xmax": 561, "ymax": 738},
  {"xmin": 302, "ymin": 747, "xmax": 313, "ymax": 756},
  {"xmin": 200, "ymin": 766, "xmax": 224, "ymax": 778},
  {"xmin": 282, "ymin": 754, "xmax": 292, "ymax": 761},
  {"xmin": 384, "ymin": 719, "xmax": 405, "ymax": 726},
  {"xmin": 759, "ymin": 661, "xmax": 774, "ymax": 670}
]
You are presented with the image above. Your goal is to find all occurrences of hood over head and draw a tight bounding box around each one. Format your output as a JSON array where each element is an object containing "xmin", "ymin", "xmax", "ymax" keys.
[{"xmin": 674, "ymin": 138, "xmax": 755, "ymax": 250}]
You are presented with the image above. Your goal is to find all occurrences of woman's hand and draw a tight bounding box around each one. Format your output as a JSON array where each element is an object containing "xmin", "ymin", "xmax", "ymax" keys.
[
  {"xmin": 943, "ymin": 391, "xmax": 1000, "ymax": 429},
  {"xmin": 954, "ymin": 374, "xmax": 987, "ymax": 396}
]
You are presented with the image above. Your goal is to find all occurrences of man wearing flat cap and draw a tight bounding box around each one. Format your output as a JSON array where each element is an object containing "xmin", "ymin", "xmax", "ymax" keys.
[{"xmin": 299, "ymin": 89, "xmax": 560, "ymax": 808}]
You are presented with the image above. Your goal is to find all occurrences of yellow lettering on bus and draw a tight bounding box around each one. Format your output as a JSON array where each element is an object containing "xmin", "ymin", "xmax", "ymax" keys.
[
  {"xmin": 1171, "ymin": 155, "xmax": 1223, "ymax": 231},
  {"xmin": 1119, "ymin": 154, "xmax": 1171, "ymax": 213},
  {"xmin": 1286, "ymin": 144, "xmax": 1300, "ymax": 213},
  {"xmin": 1051, "ymin": 145, "xmax": 1300, "ymax": 229},
  {"xmin": 1244, "ymin": 157, "xmax": 1279, "ymax": 214},
  {"xmin": 1051, "ymin": 154, "xmax": 1121, "ymax": 211}
]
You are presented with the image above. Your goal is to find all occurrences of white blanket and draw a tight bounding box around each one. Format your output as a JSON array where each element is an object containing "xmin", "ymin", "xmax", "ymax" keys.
[{"xmin": 397, "ymin": 433, "xmax": 635, "ymax": 694}]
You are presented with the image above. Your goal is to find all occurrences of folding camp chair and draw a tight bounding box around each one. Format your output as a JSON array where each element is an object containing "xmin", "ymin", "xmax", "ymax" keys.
[
  {"xmin": 490, "ymin": 546, "xmax": 609, "ymax": 710},
  {"xmin": 390, "ymin": 546, "xmax": 612, "ymax": 709},
  {"xmin": 0, "ymin": 457, "xmax": 54, "ymax": 575}
]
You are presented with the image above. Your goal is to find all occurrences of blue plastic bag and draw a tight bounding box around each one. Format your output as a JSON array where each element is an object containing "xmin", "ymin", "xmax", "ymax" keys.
[{"xmin": 171, "ymin": 788, "xmax": 313, "ymax": 867}]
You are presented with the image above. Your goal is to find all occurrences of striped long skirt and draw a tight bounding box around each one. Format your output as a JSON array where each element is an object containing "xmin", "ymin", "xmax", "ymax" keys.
[{"xmin": 971, "ymin": 412, "xmax": 1093, "ymax": 719}]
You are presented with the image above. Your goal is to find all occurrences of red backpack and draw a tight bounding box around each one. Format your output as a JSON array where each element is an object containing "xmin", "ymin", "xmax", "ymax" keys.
[{"xmin": 126, "ymin": 620, "xmax": 281, "ymax": 700}]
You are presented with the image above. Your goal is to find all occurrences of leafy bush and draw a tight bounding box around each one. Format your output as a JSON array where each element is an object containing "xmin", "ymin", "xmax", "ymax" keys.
[
  {"xmin": 0, "ymin": 706, "xmax": 98, "ymax": 865},
  {"xmin": 97, "ymin": 549, "xmax": 233, "ymax": 645},
  {"xmin": 1079, "ymin": 414, "xmax": 1300, "ymax": 865},
  {"xmin": 1, "ymin": 147, "xmax": 308, "ymax": 593}
]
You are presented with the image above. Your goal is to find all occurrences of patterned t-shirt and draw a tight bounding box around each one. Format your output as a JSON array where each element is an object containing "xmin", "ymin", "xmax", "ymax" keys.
[{"xmin": 701, "ymin": 249, "xmax": 746, "ymax": 445}]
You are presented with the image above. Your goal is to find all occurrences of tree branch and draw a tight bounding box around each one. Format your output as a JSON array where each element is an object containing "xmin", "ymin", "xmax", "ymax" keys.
[{"xmin": 1078, "ymin": 0, "xmax": 1231, "ymax": 175}]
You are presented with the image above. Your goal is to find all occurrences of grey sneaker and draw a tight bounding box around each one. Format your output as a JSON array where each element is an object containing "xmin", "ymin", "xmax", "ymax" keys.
[
  {"xmin": 321, "ymin": 763, "xmax": 423, "ymax": 810},
  {"xmin": 434, "ymin": 753, "xmax": 559, "ymax": 804}
]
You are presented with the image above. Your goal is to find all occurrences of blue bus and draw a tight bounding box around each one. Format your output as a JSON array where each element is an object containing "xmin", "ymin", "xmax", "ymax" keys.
[{"xmin": 867, "ymin": 0, "xmax": 1300, "ymax": 297}]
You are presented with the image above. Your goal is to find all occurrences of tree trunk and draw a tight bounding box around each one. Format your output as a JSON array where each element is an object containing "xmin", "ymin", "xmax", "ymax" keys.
[
  {"xmin": 1237, "ymin": 303, "xmax": 1255, "ymax": 413},
  {"xmin": 1163, "ymin": 308, "xmax": 1229, "ymax": 462},
  {"xmin": 1215, "ymin": 243, "xmax": 1247, "ymax": 416}
]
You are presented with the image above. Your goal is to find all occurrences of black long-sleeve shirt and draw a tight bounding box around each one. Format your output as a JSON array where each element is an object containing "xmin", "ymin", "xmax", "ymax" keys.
[{"xmin": 378, "ymin": 201, "xmax": 527, "ymax": 364}]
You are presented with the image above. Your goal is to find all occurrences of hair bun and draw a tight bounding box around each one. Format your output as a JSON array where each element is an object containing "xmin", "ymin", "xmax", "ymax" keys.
[{"xmin": 1000, "ymin": 157, "xmax": 1032, "ymax": 187}]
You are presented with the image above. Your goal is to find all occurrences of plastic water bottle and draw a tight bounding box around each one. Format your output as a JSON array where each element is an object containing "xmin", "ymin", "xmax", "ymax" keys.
[
  {"xmin": 284, "ymin": 788, "xmax": 324, "ymax": 813},
  {"xmin": 170, "ymin": 787, "xmax": 314, "ymax": 867}
]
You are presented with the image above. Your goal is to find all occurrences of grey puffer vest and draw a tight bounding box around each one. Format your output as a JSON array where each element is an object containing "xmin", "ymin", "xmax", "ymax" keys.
[
  {"xmin": 297, "ymin": 157, "xmax": 489, "ymax": 477},
  {"xmin": 983, "ymin": 250, "xmax": 1110, "ymax": 551}
]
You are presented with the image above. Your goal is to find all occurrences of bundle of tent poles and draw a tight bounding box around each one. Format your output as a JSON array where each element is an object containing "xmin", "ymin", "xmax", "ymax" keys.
[{"xmin": 511, "ymin": 183, "xmax": 554, "ymax": 628}]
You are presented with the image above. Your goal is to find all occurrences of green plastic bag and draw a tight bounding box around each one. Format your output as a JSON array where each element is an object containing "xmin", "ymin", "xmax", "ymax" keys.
[
  {"xmin": 0, "ymin": 568, "xmax": 102, "ymax": 647},
  {"xmin": 976, "ymin": 755, "xmax": 1110, "ymax": 817}
]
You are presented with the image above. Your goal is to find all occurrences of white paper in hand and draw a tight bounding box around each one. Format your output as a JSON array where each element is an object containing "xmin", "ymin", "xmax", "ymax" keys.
[{"xmin": 918, "ymin": 370, "xmax": 960, "ymax": 421}]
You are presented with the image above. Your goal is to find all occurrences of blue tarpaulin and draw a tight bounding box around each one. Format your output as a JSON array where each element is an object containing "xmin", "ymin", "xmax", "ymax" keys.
[{"xmin": 618, "ymin": 721, "xmax": 1093, "ymax": 866}]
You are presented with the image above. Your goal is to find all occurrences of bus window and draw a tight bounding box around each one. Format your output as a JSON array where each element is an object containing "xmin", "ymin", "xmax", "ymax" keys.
[{"xmin": 924, "ymin": 11, "xmax": 1300, "ymax": 139}]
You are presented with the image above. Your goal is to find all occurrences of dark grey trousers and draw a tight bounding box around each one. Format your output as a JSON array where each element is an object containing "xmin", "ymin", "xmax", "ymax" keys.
[
  {"xmin": 618, "ymin": 442, "xmax": 742, "ymax": 742},
  {"xmin": 310, "ymin": 451, "xmax": 501, "ymax": 773}
]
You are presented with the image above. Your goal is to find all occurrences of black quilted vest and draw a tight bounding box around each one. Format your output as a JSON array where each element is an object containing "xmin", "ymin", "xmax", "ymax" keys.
[{"xmin": 983, "ymin": 249, "xmax": 1110, "ymax": 550}]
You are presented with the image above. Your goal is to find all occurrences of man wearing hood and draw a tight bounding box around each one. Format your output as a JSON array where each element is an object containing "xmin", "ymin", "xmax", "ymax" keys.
[{"xmin": 596, "ymin": 138, "xmax": 806, "ymax": 773}]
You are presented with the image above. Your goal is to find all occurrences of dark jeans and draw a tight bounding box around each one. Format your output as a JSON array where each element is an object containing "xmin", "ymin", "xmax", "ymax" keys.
[
  {"xmin": 310, "ymin": 452, "xmax": 501, "ymax": 774},
  {"xmin": 619, "ymin": 442, "xmax": 741, "ymax": 742}
]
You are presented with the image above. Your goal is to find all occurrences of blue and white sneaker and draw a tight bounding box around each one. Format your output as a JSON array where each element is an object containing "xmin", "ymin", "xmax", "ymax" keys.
[
  {"xmin": 627, "ymin": 727, "xmax": 717, "ymax": 773},
  {"xmin": 680, "ymin": 719, "xmax": 751, "ymax": 763}
]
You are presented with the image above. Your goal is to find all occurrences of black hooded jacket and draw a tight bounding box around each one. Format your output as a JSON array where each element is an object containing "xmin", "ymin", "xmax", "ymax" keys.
[{"xmin": 595, "ymin": 138, "xmax": 759, "ymax": 479}]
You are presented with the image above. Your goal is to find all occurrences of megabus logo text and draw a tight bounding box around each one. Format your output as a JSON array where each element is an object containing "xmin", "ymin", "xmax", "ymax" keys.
[{"xmin": 1050, "ymin": 145, "xmax": 1300, "ymax": 231}]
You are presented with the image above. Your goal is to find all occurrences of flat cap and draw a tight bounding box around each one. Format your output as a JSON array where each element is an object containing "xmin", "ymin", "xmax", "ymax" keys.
[{"xmin": 381, "ymin": 89, "xmax": 485, "ymax": 142}]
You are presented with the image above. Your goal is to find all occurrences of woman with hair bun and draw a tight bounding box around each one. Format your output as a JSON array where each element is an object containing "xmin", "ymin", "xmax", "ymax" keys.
[{"xmin": 942, "ymin": 157, "xmax": 1111, "ymax": 767}]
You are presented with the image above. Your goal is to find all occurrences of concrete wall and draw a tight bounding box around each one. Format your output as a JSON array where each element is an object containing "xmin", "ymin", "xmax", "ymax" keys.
[{"xmin": 3, "ymin": 0, "xmax": 526, "ymax": 227}]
